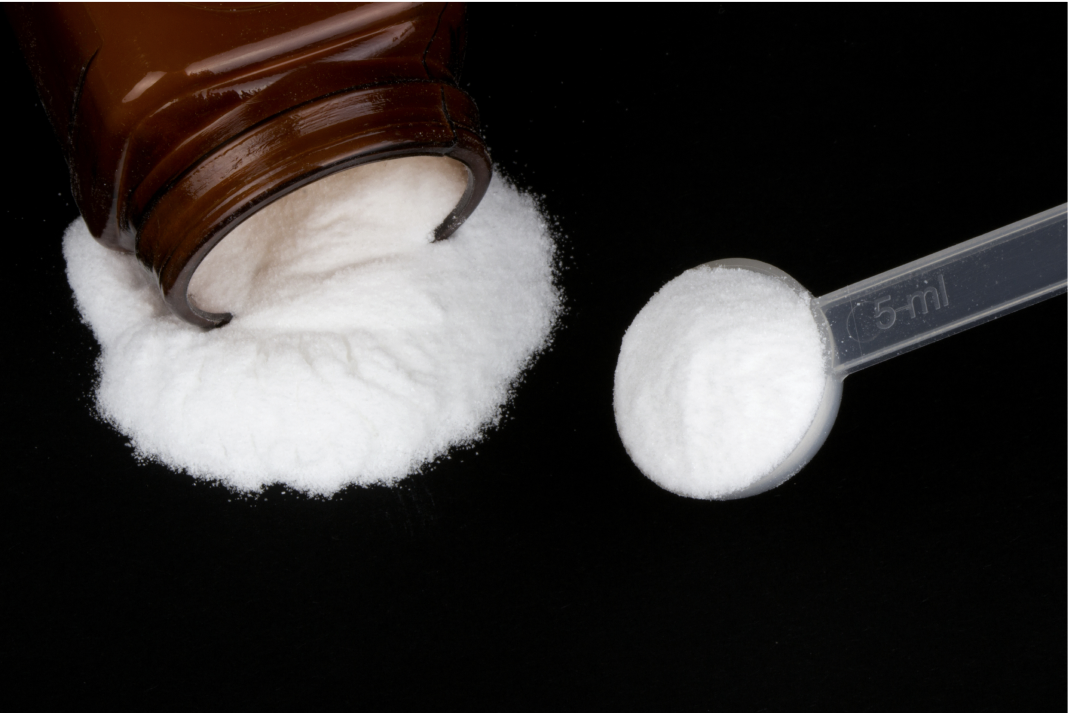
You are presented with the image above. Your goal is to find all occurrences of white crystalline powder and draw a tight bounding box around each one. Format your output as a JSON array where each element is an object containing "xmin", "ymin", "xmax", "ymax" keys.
[
  {"xmin": 613, "ymin": 266, "xmax": 827, "ymax": 500},
  {"xmin": 64, "ymin": 157, "xmax": 561, "ymax": 495},
  {"xmin": 188, "ymin": 157, "xmax": 470, "ymax": 316}
]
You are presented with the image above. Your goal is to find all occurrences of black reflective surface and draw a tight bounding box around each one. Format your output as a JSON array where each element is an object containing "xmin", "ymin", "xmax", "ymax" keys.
[{"xmin": 4, "ymin": 6, "xmax": 1064, "ymax": 709}]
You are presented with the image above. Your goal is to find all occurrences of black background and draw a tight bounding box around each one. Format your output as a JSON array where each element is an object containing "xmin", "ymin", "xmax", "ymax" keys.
[{"xmin": 3, "ymin": 5, "xmax": 1065, "ymax": 710}]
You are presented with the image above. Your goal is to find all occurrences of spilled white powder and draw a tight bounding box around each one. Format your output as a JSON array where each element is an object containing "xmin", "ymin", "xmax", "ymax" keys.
[
  {"xmin": 613, "ymin": 266, "xmax": 826, "ymax": 500},
  {"xmin": 64, "ymin": 157, "xmax": 562, "ymax": 495}
]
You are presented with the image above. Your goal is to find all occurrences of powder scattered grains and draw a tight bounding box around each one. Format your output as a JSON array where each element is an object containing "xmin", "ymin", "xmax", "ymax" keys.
[{"xmin": 64, "ymin": 161, "xmax": 561, "ymax": 495}]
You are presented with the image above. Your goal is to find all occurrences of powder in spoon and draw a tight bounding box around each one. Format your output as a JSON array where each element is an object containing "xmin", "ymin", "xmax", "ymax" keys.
[
  {"xmin": 64, "ymin": 158, "xmax": 562, "ymax": 495},
  {"xmin": 613, "ymin": 265, "xmax": 826, "ymax": 499}
]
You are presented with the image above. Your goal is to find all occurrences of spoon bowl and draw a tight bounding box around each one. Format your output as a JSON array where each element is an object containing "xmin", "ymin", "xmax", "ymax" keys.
[{"xmin": 701, "ymin": 258, "xmax": 843, "ymax": 499}]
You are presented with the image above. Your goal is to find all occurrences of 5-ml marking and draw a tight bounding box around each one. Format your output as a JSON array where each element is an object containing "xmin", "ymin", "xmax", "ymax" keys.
[{"xmin": 847, "ymin": 274, "xmax": 950, "ymax": 343}]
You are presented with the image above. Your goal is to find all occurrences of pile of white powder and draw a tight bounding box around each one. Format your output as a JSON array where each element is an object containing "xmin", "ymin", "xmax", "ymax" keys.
[
  {"xmin": 64, "ymin": 157, "xmax": 561, "ymax": 495},
  {"xmin": 613, "ymin": 265, "xmax": 827, "ymax": 500}
]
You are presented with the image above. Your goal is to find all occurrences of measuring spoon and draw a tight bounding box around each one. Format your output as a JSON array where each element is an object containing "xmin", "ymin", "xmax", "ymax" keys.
[{"xmin": 708, "ymin": 203, "xmax": 1067, "ymax": 499}]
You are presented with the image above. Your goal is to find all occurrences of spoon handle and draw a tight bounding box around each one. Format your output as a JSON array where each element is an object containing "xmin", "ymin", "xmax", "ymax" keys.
[{"xmin": 816, "ymin": 204, "xmax": 1067, "ymax": 377}]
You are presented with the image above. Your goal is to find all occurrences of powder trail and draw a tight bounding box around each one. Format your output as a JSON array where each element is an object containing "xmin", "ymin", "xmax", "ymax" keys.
[{"xmin": 64, "ymin": 165, "xmax": 562, "ymax": 495}]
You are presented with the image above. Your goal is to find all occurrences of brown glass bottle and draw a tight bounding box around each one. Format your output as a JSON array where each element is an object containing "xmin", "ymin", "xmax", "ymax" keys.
[{"xmin": 8, "ymin": 2, "xmax": 491, "ymax": 327}]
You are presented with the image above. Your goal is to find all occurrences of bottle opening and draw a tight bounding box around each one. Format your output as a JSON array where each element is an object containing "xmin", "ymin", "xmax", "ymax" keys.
[{"xmin": 188, "ymin": 155, "xmax": 469, "ymax": 316}]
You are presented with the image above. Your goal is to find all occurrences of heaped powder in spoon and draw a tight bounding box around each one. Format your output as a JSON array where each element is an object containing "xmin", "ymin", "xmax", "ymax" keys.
[
  {"xmin": 64, "ymin": 158, "xmax": 562, "ymax": 495},
  {"xmin": 613, "ymin": 265, "xmax": 826, "ymax": 500}
]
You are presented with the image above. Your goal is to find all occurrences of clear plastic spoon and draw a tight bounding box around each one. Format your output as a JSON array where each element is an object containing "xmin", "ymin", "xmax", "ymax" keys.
[{"xmin": 706, "ymin": 203, "xmax": 1067, "ymax": 499}]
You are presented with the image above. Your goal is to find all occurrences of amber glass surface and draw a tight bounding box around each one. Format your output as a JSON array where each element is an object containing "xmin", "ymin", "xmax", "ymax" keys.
[{"xmin": 8, "ymin": 2, "xmax": 491, "ymax": 326}]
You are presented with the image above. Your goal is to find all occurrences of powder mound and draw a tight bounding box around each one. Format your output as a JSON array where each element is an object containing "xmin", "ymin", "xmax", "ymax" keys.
[
  {"xmin": 64, "ymin": 169, "xmax": 562, "ymax": 495},
  {"xmin": 613, "ymin": 266, "xmax": 826, "ymax": 500}
]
